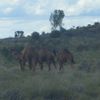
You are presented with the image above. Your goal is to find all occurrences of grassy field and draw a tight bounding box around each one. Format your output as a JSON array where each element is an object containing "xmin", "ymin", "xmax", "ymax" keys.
[
  {"xmin": 0, "ymin": 49, "xmax": 100, "ymax": 100},
  {"xmin": 0, "ymin": 31, "xmax": 100, "ymax": 100}
]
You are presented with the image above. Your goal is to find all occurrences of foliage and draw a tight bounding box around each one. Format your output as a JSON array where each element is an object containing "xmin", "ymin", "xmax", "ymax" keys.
[
  {"xmin": 15, "ymin": 31, "xmax": 24, "ymax": 38},
  {"xmin": 50, "ymin": 30, "xmax": 61, "ymax": 38},
  {"xmin": 31, "ymin": 32, "xmax": 40, "ymax": 40},
  {"xmin": 49, "ymin": 10, "xmax": 65, "ymax": 31}
]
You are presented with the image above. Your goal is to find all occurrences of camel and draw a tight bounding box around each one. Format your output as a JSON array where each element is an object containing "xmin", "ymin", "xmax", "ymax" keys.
[{"xmin": 57, "ymin": 48, "xmax": 75, "ymax": 70}]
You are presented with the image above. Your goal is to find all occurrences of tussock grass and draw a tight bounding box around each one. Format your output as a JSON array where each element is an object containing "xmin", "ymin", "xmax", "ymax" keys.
[{"xmin": 0, "ymin": 60, "xmax": 100, "ymax": 100}]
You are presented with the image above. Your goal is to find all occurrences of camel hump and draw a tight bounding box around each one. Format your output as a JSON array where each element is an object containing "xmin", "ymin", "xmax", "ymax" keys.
[
  {"xmin": 21, "ymin": 44, "xmax": 35, "ymax": 60},
  {"xmin": 22, "ymin": 44, "xmax": 33, "ymax": 53}
]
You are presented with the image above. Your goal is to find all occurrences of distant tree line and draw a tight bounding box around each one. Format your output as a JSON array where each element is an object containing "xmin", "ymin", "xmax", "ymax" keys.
[
  {"xmin": 14, "ymin": 10, "xmax": 100, "ymax": 40},
  {"xmin": 12, "ymin": 9, "xmax": 100, "ymax": 50}
]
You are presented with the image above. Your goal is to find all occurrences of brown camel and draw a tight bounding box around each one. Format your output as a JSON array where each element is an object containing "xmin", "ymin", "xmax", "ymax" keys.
[
  {"xmin": 20, "ymin": 45, "xmax": 39, "ymax": 71},
  {"xmin": 11, "ymin": 45, "xmax": 38, "ymax": 71},
  {"xmin": 19, "ymin": 47, "xmax": 57, "ymax": 71},
  {"xmin": 12, "ymin": 46, "xmax": 56, "ymax": 71},
  {"xmin": 12, "ymin": 45, "xmax": 75, "ymax": 71},
  {"xmin": 57, "ymin": 48, "xmax": 75, "ymax": 70},
  {"xmin": 38, "ymin": 48, "xmax": 57, "ymax": 71}
]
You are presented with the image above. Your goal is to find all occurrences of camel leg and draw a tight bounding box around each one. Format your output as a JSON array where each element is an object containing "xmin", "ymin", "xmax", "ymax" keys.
[
  {"xmin": 19, "ymin": 60, "xmax": 25, "ymax": 71},
  {"xmin": 32, "ymin": 61, "xmax": 36, "ymax": 72},
  {"xmin": 59, "ymin": 62, "xmax": 63, "ymax": 71},
  {"xmin": 39, "ymin": 61, "xmax": 43, "ymax": 70},
  {"xmin": 47, "ymin": 60, "xmax": 51, "ymax": 71},
  {"xmin": 48, "ymin": 63, "xmax": 51, "ymax": 71},
  {"xmin": 28, "ymin": 58, "xmax": 32, "ymax": 70},
  {"xmin": 70, "ymin": 57, "xmax": 75, "ymax": 68},
  {"xmin": 52, "ymin": 59, "xmax": 57, "ymax": 69}
]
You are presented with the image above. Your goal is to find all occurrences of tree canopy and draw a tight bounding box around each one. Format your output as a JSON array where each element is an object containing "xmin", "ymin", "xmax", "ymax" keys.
[
  {"xmin": 31, "ymin": 32, "xmax": 40, "ymax": 40},
  {"xmin": 15, "ymin": 31, "xmax": 24, "ymax": 38},
  {"xmin": 49, "ymin": 10, "xmax": 65, "ymax": 31}
]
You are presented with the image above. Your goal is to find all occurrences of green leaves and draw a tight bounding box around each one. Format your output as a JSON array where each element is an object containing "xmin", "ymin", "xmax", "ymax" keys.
[{"xmin": 49, "ymin": 10, "xmax": 65, "ymax": 31}]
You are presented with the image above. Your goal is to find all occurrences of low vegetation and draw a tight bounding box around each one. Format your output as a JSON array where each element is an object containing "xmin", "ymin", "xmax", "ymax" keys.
[{"xmin": 0, "ymin": 18, "xmax": 100, "ymax": 100}]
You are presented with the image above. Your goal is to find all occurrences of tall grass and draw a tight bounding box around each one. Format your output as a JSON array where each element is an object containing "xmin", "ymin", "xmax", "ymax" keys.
[{"xmin": 0, "ymin": 58, "xmax": 100, "ymax": 100}]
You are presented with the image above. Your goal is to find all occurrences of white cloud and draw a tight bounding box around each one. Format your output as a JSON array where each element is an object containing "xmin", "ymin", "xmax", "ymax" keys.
[
  {"xmin": 0, "ymin": 0, "xmax": 21, "ymax": 6},
  {"xmin": 1, "ymin": 0, "xmax": 100, "ymax": 16},
  {"xmin": 63, "ymin": 16, "xmax": 100, "ymax": 29},
  {"xmin": 66, "ymin": 0, "xmax": 100, "ymax": 16},
  {"xmin": 0, "ymin": 0, "xmax": 25, "ymax": 15},
  {"xmin": 24, "ymin": 0, "xmax": 49, "ymax": 15},
  {"xmin": 0, "ymin": 18, "xmax": 16, "ymax": 28},
  {"xmin": 3, "ymin": 7, "xmax": 14, "ymax": 14},
  {"xmin": 26, "ymin": 0, "xmax": 100, "ymax": 16}
]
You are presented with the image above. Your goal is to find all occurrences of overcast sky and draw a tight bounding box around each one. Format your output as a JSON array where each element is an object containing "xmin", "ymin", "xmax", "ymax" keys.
[{"xmin": 0, "ymin": 0, "xmax": 100, "ymax": 38}]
